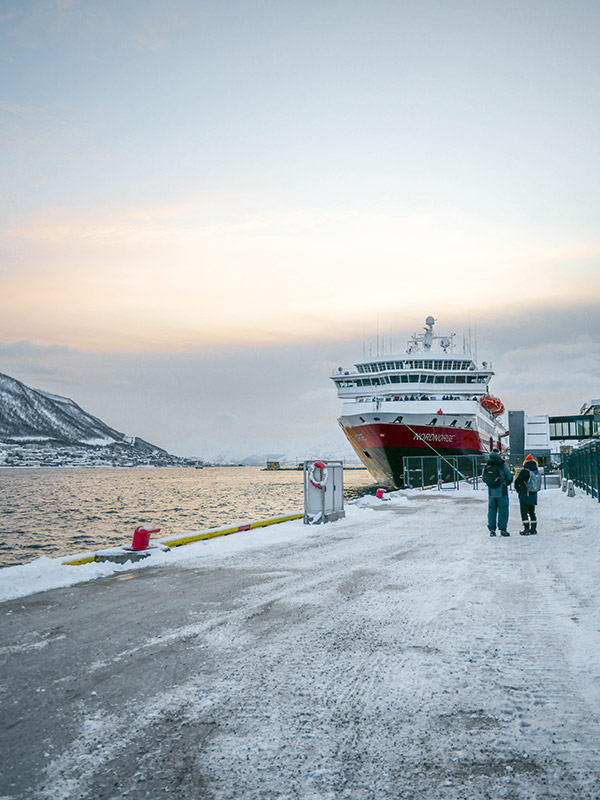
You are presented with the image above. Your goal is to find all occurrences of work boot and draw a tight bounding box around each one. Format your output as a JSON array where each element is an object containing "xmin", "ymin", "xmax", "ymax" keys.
[
  {"xmin": 520, "ymin": 521, "xmax": 530, "ymax": 536},
  {"xmin": 500, "ymin": 530, "xmax": 510, "ymax": 537},
  {"xmin": 530, "ymin": 521, "xmax": 537, "ymax": 535}
]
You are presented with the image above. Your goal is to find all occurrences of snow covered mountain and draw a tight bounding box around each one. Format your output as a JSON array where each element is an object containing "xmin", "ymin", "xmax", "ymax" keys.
[{"xmin": 0, "ymin": 372, "xmax": 177, "ymax": 460}]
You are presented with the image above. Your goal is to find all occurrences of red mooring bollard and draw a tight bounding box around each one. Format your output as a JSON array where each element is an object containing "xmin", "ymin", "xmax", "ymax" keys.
[{"xmin": 130, "ymin": 525, "xmax": 161, "ymax": 551}]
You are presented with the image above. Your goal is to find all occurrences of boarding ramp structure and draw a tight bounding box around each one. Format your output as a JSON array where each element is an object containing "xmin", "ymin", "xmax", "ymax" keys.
[
  {"xmin": 403, "ymin": 453, "xmax": 560, "ymax": 491},
  {"xmin": 303, "ymin": 460, "xmax": 345, "ymax": 524},
  {"xmin": 510, "ymin": 402, "xmax": 600, "ymax": 468},
  {"xmin": 549, "ymin": 415, "xmax": 600, "ymax": 441},
  {"xmin": 403, "ymin": 454, "xmax": 487, "ymax": 490}
]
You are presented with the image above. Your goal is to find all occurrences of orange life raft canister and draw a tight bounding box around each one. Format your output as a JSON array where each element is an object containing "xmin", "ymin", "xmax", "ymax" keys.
[{"xmin": 481, "ymin": 396, "xmax": 505, "ymax": 416}]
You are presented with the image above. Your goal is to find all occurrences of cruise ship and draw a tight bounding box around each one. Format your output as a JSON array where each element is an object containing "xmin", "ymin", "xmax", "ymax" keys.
[{"xmin": 331, "ymin": 316, "xmax": 507, "ymax": 487}]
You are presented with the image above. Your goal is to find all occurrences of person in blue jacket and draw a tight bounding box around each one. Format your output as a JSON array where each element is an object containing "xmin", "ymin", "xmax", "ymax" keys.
[
  {"xmin": 482, "ymin": 449, "xmax": 513, "ymax": 537},
  {"xmin": 514, "ymin": 455, "xmax": 540, "ymax": 535}
]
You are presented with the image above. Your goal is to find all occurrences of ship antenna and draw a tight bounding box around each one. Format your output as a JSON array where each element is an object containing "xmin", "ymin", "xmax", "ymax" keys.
[{"xmin": 468, "ymin": 310, "xmax": 472, "ymax": 355}]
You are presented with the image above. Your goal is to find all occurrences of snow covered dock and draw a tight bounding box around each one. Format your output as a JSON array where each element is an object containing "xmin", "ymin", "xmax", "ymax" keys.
[{"xmin": 2, "ymin": 486, "xmax": 600, "ymax": 799}]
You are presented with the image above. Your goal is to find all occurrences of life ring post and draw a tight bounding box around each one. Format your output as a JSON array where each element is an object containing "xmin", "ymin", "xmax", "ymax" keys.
[{"xmin": 303, "ymin": 460, "xmax": 346, "ymax": 525}]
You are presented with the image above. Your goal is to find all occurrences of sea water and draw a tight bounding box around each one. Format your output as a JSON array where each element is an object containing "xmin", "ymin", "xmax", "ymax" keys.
[{"xmin": 0, "ymin": 466, "xmax": 374, "ymax": 567}]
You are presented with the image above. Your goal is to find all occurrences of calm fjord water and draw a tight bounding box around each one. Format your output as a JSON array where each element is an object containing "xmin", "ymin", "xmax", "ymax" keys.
[{"xmin": 0, "ymin": 467, "xmax": 373, "ymax": 567}]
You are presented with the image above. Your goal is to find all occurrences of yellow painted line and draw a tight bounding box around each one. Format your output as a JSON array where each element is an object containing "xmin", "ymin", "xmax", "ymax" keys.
[
  {"xmin": 62, "ymin": 555, "xmax": 98, "ymax": 566},
  {"xmin": 61, "ymin": 513, "xmax": 303, "ymax": 565},
  {"xmin": 248, "ymin": 513, "xmax": 303, "ymax": 530},
  {"xmin": 163, "ymin": 513, "xmax": 303, "ymax": 548},
  {"xmin": 163, "ymin": 525, "xmax": 243, "ymax": 548}
]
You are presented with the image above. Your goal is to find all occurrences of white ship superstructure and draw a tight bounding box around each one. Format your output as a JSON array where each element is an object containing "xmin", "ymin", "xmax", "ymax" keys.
[{"xmin": 331, "ymin": 316, "xmax": 506, "ymax": 486}]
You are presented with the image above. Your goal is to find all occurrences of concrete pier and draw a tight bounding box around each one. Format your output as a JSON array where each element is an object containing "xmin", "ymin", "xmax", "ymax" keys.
[{"xmin": 1, "ymin": 488, "xmax": 600, "ymax": 799}]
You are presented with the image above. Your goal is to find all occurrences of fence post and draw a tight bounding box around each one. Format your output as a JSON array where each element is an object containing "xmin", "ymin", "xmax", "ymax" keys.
[{"xmin": 596, "ymin": 442, "xmax": 600, "ymax": 502}]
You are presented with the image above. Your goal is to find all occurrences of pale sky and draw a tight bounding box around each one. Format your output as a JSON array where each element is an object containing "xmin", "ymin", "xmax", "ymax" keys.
[{"xmin": 1, "ymin": 0, "xmax": 600, "ymax": 460}]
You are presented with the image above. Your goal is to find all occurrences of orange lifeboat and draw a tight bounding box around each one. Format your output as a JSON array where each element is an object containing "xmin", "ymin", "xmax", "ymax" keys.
[{"xmin": 481, "ymin": 396, "xmax": 505, "ymax": 416}]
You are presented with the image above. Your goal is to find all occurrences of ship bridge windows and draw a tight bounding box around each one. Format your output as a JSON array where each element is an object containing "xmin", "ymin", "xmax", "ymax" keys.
[{"xmin": 355, "ymin": 359, "xmax": 480, "ymax": 374}]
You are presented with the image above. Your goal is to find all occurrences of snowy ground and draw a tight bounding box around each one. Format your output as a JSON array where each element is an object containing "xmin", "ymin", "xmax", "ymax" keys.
[{"xmin": 1, "ymin": 485, "xmax": 600, "ymax": 799}]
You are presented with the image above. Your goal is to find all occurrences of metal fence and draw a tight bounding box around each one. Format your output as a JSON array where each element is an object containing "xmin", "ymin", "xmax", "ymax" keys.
[
  {"xmin": 403, "ymin": 455, "xmax": 488, "ymax": 490},
  {"xmin": 561, "ymin": 440, "xmax": 600, "ymax": 501}
]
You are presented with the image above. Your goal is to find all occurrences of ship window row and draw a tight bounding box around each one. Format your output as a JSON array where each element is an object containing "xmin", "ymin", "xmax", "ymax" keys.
[
  {"xmin": 357, "ymin": 360, "xmax": 473, "ymax": 373},
  {"xmin": 340, "ymin": 374, "xmax": 487, "ymax": 387},
  {"xmin": 353, "ymin": 394, "xmax": 482, "ymax": 403}
]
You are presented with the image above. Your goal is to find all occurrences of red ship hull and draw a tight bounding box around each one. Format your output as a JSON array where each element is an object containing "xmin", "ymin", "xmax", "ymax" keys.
[{"xmin": 342, "ymin": 422, "xmax": 487, "ymax": 487}]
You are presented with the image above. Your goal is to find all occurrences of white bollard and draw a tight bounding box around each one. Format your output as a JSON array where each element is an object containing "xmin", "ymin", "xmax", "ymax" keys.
[
  {"xmin": 562, "ymin": 477, "xmax": 567, "ymax": 492},
  {"xmin": 567, "ymin": 479, "xmax": 576, "ymax": 497}
]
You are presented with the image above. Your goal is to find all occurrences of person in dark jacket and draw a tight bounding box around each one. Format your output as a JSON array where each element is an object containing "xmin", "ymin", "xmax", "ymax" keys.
[
  {"xmin": 514, "ymin": 455, "xmax": 540, "ymax": 535},
  {"xmin": 482, "ymin": 449, "xmax": 513, "ymax": 536}
]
